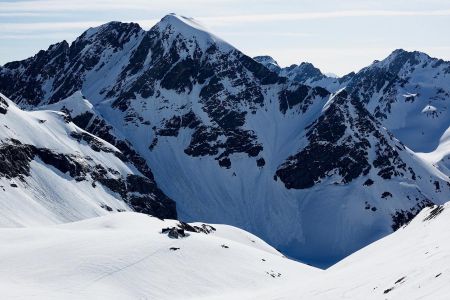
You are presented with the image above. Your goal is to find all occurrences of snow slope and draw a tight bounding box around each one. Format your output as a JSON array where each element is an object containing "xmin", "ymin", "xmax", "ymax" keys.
[
  {"xmin": 417, "ymin": 125, "xmax": 450, "ymax": 178},
  {"xmin": 0, "ymin": 93, "xmax": 175, "ymax": 226},
  {"xmin": 1, "ymin": 204, "xmax": 449, "ymax": 299},
  {"xmin": 249, "ymin": 203, "xmax": 450, "ymax": 299},
  {"xmin": 0, "ymin": 212, "xmax": 316, "ymax": 299}
]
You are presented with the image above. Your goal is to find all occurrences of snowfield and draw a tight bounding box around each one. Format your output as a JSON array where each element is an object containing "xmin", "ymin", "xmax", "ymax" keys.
[
  {"xmin": 0, "ymin": 212, "xmax": 316, "ymax": 299},
  {"xmin": 0, "ymin": 204, "xmax": 449, "ymax": 299}
]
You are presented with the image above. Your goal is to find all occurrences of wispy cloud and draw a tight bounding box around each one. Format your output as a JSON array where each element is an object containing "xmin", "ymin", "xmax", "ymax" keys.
[
  {"xmin": 0, "ymin": 12, "xmax": 46, "ymax": 17},
  {"xmin": 0, "ymin": 21, "xmax": 108, "ymax": 33},
  {"xmin": 0, "ymin": 0, "xmax": 152, "ymax": 12},
  {"xmin": 200, "ymin": 10, "xmax": 450, "ymax": 25},
  {"xmin": 0, "ymin": 18, "xmax": 165, "ymax": 35},
  {"xmin": 0, "ymin": 0, "xmax": 239, "ymax": 13},
  {"xmin": 0, "ymin": 33, "xmax": 78, "ymax": 40},
  {"xmin": 219, "ymin": 31, "xmax": 312, "ymax": 38},
  {"xmin": 2, "ymin": 8, "xmax": 449, "ymax": 35}
]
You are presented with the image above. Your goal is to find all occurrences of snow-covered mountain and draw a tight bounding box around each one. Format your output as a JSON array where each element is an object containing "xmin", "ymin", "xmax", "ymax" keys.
[
  {"xmin": 0, "ymin": 93, "xmax": 176, "ymax": 226},
  {"xmin": 1, "ymin": 13, "xmax": 450, "ymax": 267},
  {"xmin": 254, "ymin": 55, "xmax": 345, "ymax": 91},
  {"xmin": 345, "ymin": 50, "xmax": 450, "ymax": 153},
  {"xmin": 256, "ymin": 51, "xmax": 450, "ymax": 153}
]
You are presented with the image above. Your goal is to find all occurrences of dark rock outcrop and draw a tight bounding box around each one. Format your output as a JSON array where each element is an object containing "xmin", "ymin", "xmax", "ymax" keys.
[
  {"xmin": 0, "ymin": 139, "xmax": 176, "ymax": 219},
  {"xmin": 276, "ymin": 90, "xmax": 416, "ymax": 189}
]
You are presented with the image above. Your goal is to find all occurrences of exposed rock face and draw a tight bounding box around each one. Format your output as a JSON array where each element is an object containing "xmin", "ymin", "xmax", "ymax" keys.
[
  {"xmin": 276, "ymin": 90, "xmax": 416, "ymax": 189},
  {"xmin": 0, "ymin": 140, "xmax": 35, "ymax": 180},
  {"xmin": 0, "ymin": 96, "xmax": 8, "ymax": 114},
  {"xmin": 0, "ymin": 139, "xmax": 176, "ymax": 219},
  {"xmin": 391, "ymin": 201, "xmax": 433, "ymax": 231},
  {"xmin": 277, "ymin": 91, "xmax": 371, "ymax": 189},
  {"xmin": 283, "ymin": 62, "xmax": 329, "ymax": 83},
  {"xmin": 0, "ymin": 22, "xmax": 143, "ymax": 106},
  {"xmin": 161, "ymin": 221, "xmax": 216, "ymax": 239},
  {"xmin": 253, "ymin": 55, "xmax": 281, "ymax": 73},
  {"xmin": 279, "ymin": 85, "xmax": 329, "ymax": 114},
  {"xmin": 0, "ymin": 41, "xmax": 70, "ymax": 105},
  {"xmin": 177, "ymin": 221, "xmax": 216, "ymax": 234}
]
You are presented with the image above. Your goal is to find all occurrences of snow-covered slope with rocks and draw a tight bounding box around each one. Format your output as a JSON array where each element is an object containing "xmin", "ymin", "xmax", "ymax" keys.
[
  {"xmin": 345, "ymin": 49, "xmax": 450, "ymax": 152},
  {"xmin": 256, "ymin": 51, "xmax": 450, "ymax": 153},
  {"xmin": 0, "ymin": 212, "xmax": 316, "ymax": 299},
  {"xmin": 0, "ymin": 93, "xmax": 175, "ymax": 226},
  {"xmin": 1, "ymin": 14, "xmax": 450, "ymax": 267},
  {"xmin": 273, "ymin": 89, "xmax": 450, "ymax": 266}
]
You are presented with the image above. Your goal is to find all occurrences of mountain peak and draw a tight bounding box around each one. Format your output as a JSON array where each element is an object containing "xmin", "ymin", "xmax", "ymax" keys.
[
  {"xmin": 388, "ymin": 48, "xmax": 423, "ymax": 60},
  {"xmin": 83, "ymin": 21, "xmax": 142, "ymax": 40},
  {"xmin": 253, "ymin": 55, "xmax": 281, "ymax": 72},
  {"xmin": 253, "ymin": 55, "xmax": 279, "ymax": 66},
  {"xmin": 375, "ymin": 48, "xmax": 432, "ymax": 71},
  {"xmin": 297, "ymin": 62, "xmax": 323, "ymax": 73},
  {"xmin": 153, "ymin": 13, "xmax": 234, "ymax": 52},
  {"xmin": 282, "ymin": 61, "xmax": 327, "ymax": 83},
  {"xmin": 160, "ymin": 13, "xmax": 207, "ymax": 31}
]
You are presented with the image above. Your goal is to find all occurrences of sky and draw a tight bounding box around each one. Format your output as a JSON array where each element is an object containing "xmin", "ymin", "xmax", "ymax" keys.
[{"xmin": 1, "ymin": 0, "xmax": 450, "ymax": 75}]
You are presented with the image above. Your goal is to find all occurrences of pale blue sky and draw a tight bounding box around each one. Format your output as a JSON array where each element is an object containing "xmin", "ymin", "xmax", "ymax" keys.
[{"xmin": 1, "ymin": 0, "xmax": 450, "ymax": 75}]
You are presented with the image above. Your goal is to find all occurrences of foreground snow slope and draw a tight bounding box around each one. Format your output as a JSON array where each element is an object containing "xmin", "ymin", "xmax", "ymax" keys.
[
  {"xmin": 1, "ymin": 204, "xmax": 449, "ymax": 299},
  {"xmin": 0, "ymin": 212, "xmax": 316, "ymax": 299},
  {"xmin": 248, "ymin": 203, "xmax": 450, "ymax": 299}
]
